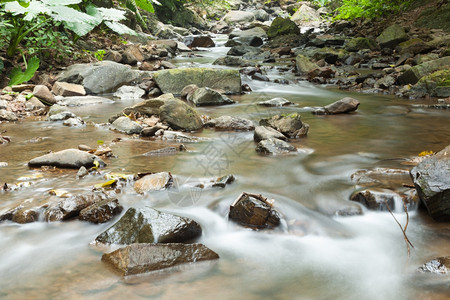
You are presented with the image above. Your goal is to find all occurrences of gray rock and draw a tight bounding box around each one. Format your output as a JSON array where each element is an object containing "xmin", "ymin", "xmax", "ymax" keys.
[
  {"xmin": 95, "ymin": 207, "xmax": 202, "ymax": 244},
  {"xmin": 398, "ymin": 56, "xmax": 450, "ymax": 85},
  {"xmin": 410, "ymin": 145, "xmax": 450, "ymax": 221},
  {"xmin": 47, "ymin": 111, "xmax": 76, "ymax": 121},
  {"xmin": 153, "ymin": 68, "xmax": 241, "ymax": 95},
  {"xmin": 111, "ymin": 116, "xmax": 143, "ymax": 135},
  {"xmin": 229, "ymin": 27, "xmax": 267, "ymax": 41},
  {"xmin": 56, "ymin": 61, "xmax": 141, "ymax": 94},
  {"xmin": 57, "ymin": 95, "xmax": 114, "ymax": 106},
  {"xmin": 190, "ymin": 87, "xmax": 235, "ymax": 106},
  {"xmin": 76, "ymin": 166, "xmax": 88, "ymax": 178},
  {"xmin": 350, "ymin": 188, "xmax": 403, "ymax": 211},
  {"xmin": 52, "ymin": 82, "xmax": 86, "ymax": 97},
  {"xmin": 253, "ymin": 9, "xmax": 269, "ymax": 21},
  {"xmin": 184, "ymin": 36, "xmax": 215, "ymax": 48},
  {"xmin": 257, "ymin": 97, "xmax": 292, "ymax": 107},
  {"xmin": 47, "ymin": 104, "xmax": 67, "ymax": 116},
  {"xmin": 0, "ymin": 109, "xmax": 18, "ymax": 121},
  {"xmin": 162, "ymin": 131, "xmax": 198, "ymax": 142},
  {"xmin": 79, "ymin": 198, "xmax": 123, "ymax": 224},
  {"xmin": 318, "ymin": 97, "xmax": 360, "ymax": 114},
  {"xmin": 296, "ymin": 55, "xmax": 319, "ymax": 75},
  {"xmin": 256, "ymin": 138, "xmax": 297, "ymax": 155},
  {"xmin": 268, "ymin": 17, "xmax": 300, "ymax": 39},
  {"xmin": 213, "ymin": 56, "xmax": 247, "ymax": 67},
  {"xmin": 260, "ymin": 113, "xmax": 308, "ymax": 138},
  {"xmin": 0, "ymin": 100, "xmax": 7, "ymax": 109},
  {"xmin": 376, "ymin": 24, "xmax": 408, "ymax": 49},
  {"xmin": 33, "ymin": 85, "xmax": 56, "ymax": 105},
  {"xmin": 133, "ymin": 172, "xmax": 173, "ymax": 194},
  {"xmin": 159, "ymin": 99, "xmax": 203, "ymax": 131},
  {"xmin": 227, "ymin": 45, "xmax": 260, "ymax": 56},
  {"xmin": 101, "ymin": 243, "xmax": 219, "ymax": 276},
  {"xmin": 113, "ymin": 85, "xmax": 145, "ymax": 100},
  {"xmin": 181, "ymin": 84, "xmax": 199, "ymax": 101},
  {"xmin": 122, "ymin": 44, "xmax": 144, "ymax": 65},
  {"xmin": 45, "ymin": 192, "xmax": 113, "ymax": 221},
  {"xmin": 254, "ymin": 126, "xmax": 287, "ymax": 142},
  {"xmin": 63, "ymin": 117, "xmax": 85, "ymax": 127},
  {"xmin": 291, "ymin": 4, "xmax": 321, "ymax": 27},
  {"xmin": 223, "ymin": 11, "xmax": 255, "ymax": 24},
  {"xmin": 206, "ymin": 116, "xmax": 254, "ymax": 131},
  {"xmin": 28, "ymin": 148, "xmax": 105, "ymax": 169}
]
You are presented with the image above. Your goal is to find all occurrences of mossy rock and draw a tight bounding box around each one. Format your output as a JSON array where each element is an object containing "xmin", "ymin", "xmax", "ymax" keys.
[
  {"xmin": 376, "ymin": 24, "xmax": 408, "ymax": 49},
  {"xmin": 267, "ymin": 17, "xmax": 300, "ymax": 39},
  {"xmin": 345, "ymin": 37, "xmax": 378, "ymax": 52},
  {"xmin": 412, "ymin": 68, "xmax": 450, "ymax": 97},
  {"xmin": 396, "ymin": 38, "xmax": 432, "ymax": 55},
  {"xmin": 416, "ymin": 3, "xmax": 450, "ymax": 32}
]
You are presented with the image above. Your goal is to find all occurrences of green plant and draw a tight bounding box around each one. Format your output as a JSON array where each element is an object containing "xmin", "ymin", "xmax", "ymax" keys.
[
  {"xmin": 94, "ymin": 49, "xmax": 106, "ymax": 61},
  {"xmin": 334, "ymin": 0, "xmax": 412, "ymax": 20},
  {"xmin": 8, "ymin": 55, "xmax": 39, "ymax": 86}
]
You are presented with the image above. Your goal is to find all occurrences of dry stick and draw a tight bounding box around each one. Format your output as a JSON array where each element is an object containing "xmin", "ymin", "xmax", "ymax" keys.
[{"xmin": 385, "ymin": 200, "xmax": 415, "ymax": 257}]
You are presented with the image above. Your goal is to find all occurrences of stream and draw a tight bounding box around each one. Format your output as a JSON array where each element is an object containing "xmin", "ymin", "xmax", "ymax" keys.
[{"xmin": 1, "ymin": 35, "xmax": 450, "ymax": 300}]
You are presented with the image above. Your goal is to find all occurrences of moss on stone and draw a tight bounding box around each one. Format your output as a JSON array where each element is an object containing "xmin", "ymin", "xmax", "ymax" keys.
[{"xmin": 267, "ymin": 17, "xmax": 300, "ymax": 39}]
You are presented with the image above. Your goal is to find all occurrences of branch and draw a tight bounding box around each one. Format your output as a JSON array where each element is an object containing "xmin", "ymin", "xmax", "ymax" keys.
[{"xmin": 385, "ymin": 200, "xmax": 414, "ymax": 257}]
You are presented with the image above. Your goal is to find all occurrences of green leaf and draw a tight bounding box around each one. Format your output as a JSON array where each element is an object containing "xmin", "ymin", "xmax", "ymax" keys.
[
  {"xmin": 104, "ymin": 21, "xmax": 137, "ymax": 36},
  {"xmin": 97, "ymin": 7, "xmax": 127, "ymax": 22},
  {"xmin": 43, "ymin": 0, "xmax": 82, "ymax": 5},
  {"xmin": 135, "ymin": 0, "xmax": 154, "ymax": 13},
  {"xmin": 8, "ymin": 56, "xmax": 40, "ymax": 86}
]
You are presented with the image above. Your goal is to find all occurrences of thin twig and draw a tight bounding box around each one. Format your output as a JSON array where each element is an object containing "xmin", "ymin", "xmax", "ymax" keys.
[{"xmin": 385, "ymin": 201, "xmax": 414, "ymax": 257}]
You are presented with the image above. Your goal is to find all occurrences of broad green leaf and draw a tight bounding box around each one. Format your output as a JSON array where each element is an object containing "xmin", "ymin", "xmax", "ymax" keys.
[
  {"xmin": 85, "ymin": 4, "xmax": 103, "ymax": 23},
  {"xmin": 104, "ymin": 21, "xmax": 137, "ymax": 36},
  {"xmin": 135, "ymin": 0, "xmax": 154, "ymax": 13},
  {"xmin": 8, "ymin": 56, "xmax": 40, "ymax": 86},
  {"xmin": 50, "ymin": 5, "xmax": 97, "ymax": 24},
  {"xmin": 42, "ymin": 0, "xmax": 82, "ymax": 6},
  {"xmin": 97, "ymin": 7, "xmax": 126, "ymax": 22},
  {"xmin": 4, "ymin": 1, "xmax": 50, "ymax": 20}
]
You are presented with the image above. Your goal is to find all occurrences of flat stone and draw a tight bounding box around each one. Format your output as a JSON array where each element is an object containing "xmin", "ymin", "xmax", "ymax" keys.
[
  {"xmin": 134, "ymin": 172, "xmax": 173, "ymax": 194},
  {"xmin": 256, "ymin": 138, "xmax": 297, "ymax": 155},
  {"xmin": 113, "ymin": 86, "xmax": 145, "ymax": 100},
  {"xmin": 33, "ymin": 85, "xmax": 56, "ymax": 105},
  {"xmin": 206, "ymin": 116, "xmax": 254, "ymax": 131},
  {"xmin": 28, "ymin": 148, "xmax": 105, "ymax": 169},
  {"xmin": 257, "ymin": 97, "xmax": 292, "ymax": 107},
  {"xmin": 52, "ymin": 82, "xmax": 86, "ymax": 96},
  {"xmin": 102, "ymin": 243, "xmax": 219, "ymax": 276}
]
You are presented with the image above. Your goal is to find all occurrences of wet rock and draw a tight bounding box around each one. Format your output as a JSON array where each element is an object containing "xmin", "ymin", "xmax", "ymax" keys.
[
  {"xmin": 111, "ymin": 116, "xmax": 143, "ymax": 135},
  {"xmin": 296, "ymin": 54, "xmax": 319, "ymax": 75},
  {"xmin": 350, "ymin": 188, "xmax": 403, "ymax": 211},
  {"xmin": 47, "ymin": 111, "xmax": 76, "ymax": 121},
  {"xmin": 76, "ymin": 166, "xmax": 88, "ymax": 178},
  {"xmin": 0, "ymin": 204, "xmax": 40, "ymax": 224},
  {"xmin": 256, "ymin": 138, "xmax": 297, "ymax": 155},
  {"xmin": 227, "ymin": 45, "xmax": 260, "ymax": 56},
  {"xmin": 160, "ymin": 61, "xmax": 177, "ymax": 70},
  {"xmin": 57, "ymin": 96, "xmax": 114, "ymax": 106},
  {"xmin": 251, "ymin": 73, "xmax": 270, "ymax": 82},
  {"xmin": 190, "ymin": 87, "xmax": 235, "ymax": 106},
  {"xmin": 351, "ymin": 168, "xmax": 411, "ymax": 189},
  {"xmin": 113, "ymin": 86, "xmax": 145, "ymax": 100},
  {"xmin": 223, "ymin": 11, "xmax": 255, "ymax": 24},
  {"xmin": 52, "ymin": 82, "xmax": 86, "ymax": 97},
  {"xmin": 418, "ymin": 256, "xmax": 450, "ymax": 274},
  {"xmin": 159, "ymin": 99, "xmax": 203, "ymax": 131},
  {"xmin": 45, "ymin": 192, "xmax": 112, "ymax": 221},
  {"xmin": 102, "ymin": 243, "xmax": 219, "ymax": 276},
  {"xmin": 63, "ymin": 117, "xmax": 85, "ymax": 127},
  {"xmin": 162, "ymin": 131, "xmax": 198, "ymax": 142},
  {"xmin": 260, "ymin": 113, "xmax": 309, "ymax": 138},
  {"xmin": 140, "ymin": 124, "xmax": 167, "ymax": 137},
  {"xmin": 375, "ymin": 75, "xmax": 396, "ymax": 89},
  {"xmin": 28, "ymin": 148, "xmax": 105, "ymax": 169},
  {"xmin": 345, "ymin": 37, "xmax": 378, "ymax": 52},
  {"xmin": 56, "ymin": 61, "xmax": 141, "ymax": 94},
  {"xmin": 79, "ymin": 198, "xmax": 123, "ymax": 224},
  {"xmin": 410, "ymin": 144, "xmax": 450, "ymax": 221},
  {"xmin": 180, "ymin": 84, "xmax": 199, "ymax": 101},
  {"xmin": 206, "ymin": 116, "xmax": 254, "ymax": 131},
  {"xmin": 314, "ymin": 97, "xmax": 360, "ymax": 115},
  {"xmin": 134, "ymin": 172, "xmax": 173, "ymax": 194},
  {"xmin": 153, "ymin": 68, "xmax": 241, "ymax": 95},
  {"xmin": 229, "ymin": 27, "xmax": 267, "ymax": 41},
  {"xmin": 376, "ymin": 24, "xmax": 408, "ymax": 49},
  {"xmin": 253, "ymin": 9, "xmax": 269, "ymax": 21},
  {"xmin": 95, "ymin": 207, "xmax": 202, "ymax": 244},
  {"xmin": 142, "ymin": 146, "xmax": 178, "ymax": 156},
  {"xmin": 212, "ymin": 174, "xmax": 236, "ymax": 188},
  {"xmin": 33, "ymin": 85, "xmax": 56, "ymax": 105},
  {"xmin": 396, "ymin": 38, "xmax": 431, "ymax": 56},
  {"xmin": 254, "ymin": 126, "xmax": 288, "ymax": 142},
  {"xmin": 291, "ymin": 4, "xmax": 321, "ymax": 27},
  {"xmin": 267, "ymin": 17, "xmax": 300, "ymax": 39},
  {"xmin": 410, "ymin": 69, "xmax": 450, "ymax": 97},
  {"xmin": 184, "ymin": 36, "xmax": 215, "ymax": 48},
  {"xmin": 308, "ymin": 67, "xmax": 336, "ymax": 79},
  {"xmin": 229, "ymin": 192, "xmax": 281, "ymax": 229},
  {"xmin": 0, "ymin": 109, "xmax": 18, "ymax": 121},
  {"xmin": 213, "ymin": 56, "xmax": 247, "ymax": 67}
]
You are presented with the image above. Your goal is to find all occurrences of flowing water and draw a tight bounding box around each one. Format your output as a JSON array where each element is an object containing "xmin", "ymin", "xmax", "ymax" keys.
[{"xmin": 0, "ymin": 35, "xmax": 449, "ymax": 300}]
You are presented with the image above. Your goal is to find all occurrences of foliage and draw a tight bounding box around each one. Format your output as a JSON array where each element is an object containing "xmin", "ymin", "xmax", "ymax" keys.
[
  {"xmin": 94, "ymin": 49, "xmax": 106, "ymax": 61},
  {"xmin": 333, "ymin": 0, "xmax": 412, "ymax": 20},
  {"xmin": 8, "ymin": 56, "xmax": 40, "ymax": 86}
]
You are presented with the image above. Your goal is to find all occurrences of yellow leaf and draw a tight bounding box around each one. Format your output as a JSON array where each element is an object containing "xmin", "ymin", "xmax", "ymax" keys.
[
  {"xmin": 418, "ymin": 150, "xmax": 433, "ymax": 157},
  {"xmin": 94, "ymin": 179, "xmax": 117, "ymax": 189}
]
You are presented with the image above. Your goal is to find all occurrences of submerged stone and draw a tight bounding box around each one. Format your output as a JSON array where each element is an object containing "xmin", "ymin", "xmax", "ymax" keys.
[{"xmin": 102, "ymin": 243, "xmax": 219, "ymax": 276}]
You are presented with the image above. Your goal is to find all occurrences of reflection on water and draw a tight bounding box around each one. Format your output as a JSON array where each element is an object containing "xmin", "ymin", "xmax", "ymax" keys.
[{"xmin": 1, "ymin": 34, "xmax": 450, "ymax": 300}]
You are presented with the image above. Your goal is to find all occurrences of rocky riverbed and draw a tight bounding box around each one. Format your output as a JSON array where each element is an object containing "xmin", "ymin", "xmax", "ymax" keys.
[{"xmin": 0, "ymin": 0, "xmax": 449, "ymax": 299}]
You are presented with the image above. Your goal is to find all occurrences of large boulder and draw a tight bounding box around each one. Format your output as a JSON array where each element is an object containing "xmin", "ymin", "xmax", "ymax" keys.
[
  {"xmin": 56, "ymin": 61, "xmax": 142, "ymax": 94},
  {"xmin": 376, "ymin": 24, "xmax": 408, "ymax": 49},
  {"xmin": 159, "ymin": 99, "xmax": 203, "ymax": 131},
  {"xmin": 28, "ymin": 149, "xmax": 105, "ymax": 169},
  {"xmin": 411, "ymin": 69, "xmax": 450, "ymax": 98},
  {"xmin": 398, "ymin": 56, "xmax": 450, "ymax": 85},
  {"xmin": 410, "ymin": 145, "xmax": 450, "ymax": 221},
  {"xmin": 222, "ymin": 11, "xmax": 255, "ymax": 24},
  {"xmin": 153, "ymin": 68, "xmax": 241, "ymax": 95},
  {"xmin": 290, "ymin": 4, "xmax": 321, "ymax": 27},
  {"xmin": 183, "ymin": 36, "xmax": 215, "ymax": 48},
  {"xmin": 95, "ymin": 207, "xmax": 202, "ymax": 244},
  {"xmin": 190, "ymin": 87, "xmax": 235, "ymax": 106},
  {"xmin": 267, "ymin": 17, "xmax": 300, "ymax": 39},
  {"xmin": 102, "ymin": 243, "xmax": 219, "ymax": 276}
]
